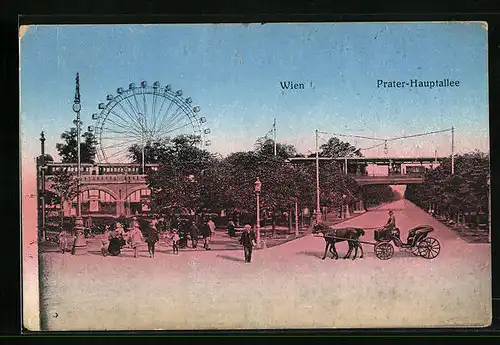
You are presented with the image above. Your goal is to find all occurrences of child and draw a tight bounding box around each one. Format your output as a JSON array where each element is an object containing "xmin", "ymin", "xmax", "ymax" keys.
[
  {"xmin": 171, "ymin": 229, "xmax": 180, "ymax": 255},
  {"xmin": 58, "ymin": 228, "xmax": 68, "ymax": 254},
  {"xmin": 101, "ymin": 225, "xmax": 110, "ymax": 257},
  {"xmin": 128, "ymin": 221, "xmax": 144, "ymax": 258}
]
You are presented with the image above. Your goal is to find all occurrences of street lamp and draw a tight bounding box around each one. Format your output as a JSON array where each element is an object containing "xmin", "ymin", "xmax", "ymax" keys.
[
  {"xmin": 39, "ymin": 131, "xmax": 47, "ymax": 242},
  {"xmin": 255, "ymin": 177, "xmax": 262, "ymax": 247},
  {"xmin": 72, "ymin": 72, "xmax": 87, "ymax": 255},
  {"xmin": 487, "ymin": 173, "xmax": 491, "ymax": 243},
  {"xmin": 315, "ymin": 130, "xmax": 320, "ymax": 223}
]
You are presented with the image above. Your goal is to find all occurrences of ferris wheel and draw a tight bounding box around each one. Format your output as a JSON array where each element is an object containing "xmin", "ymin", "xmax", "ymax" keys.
[{"xmin": 90, "ymin": 81, "xmax": 211, "ymax": 163}]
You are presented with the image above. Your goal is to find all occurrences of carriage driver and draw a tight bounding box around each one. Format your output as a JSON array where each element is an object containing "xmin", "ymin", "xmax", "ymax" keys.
[{"xmin": 383, "ymin": 210, "xmax": 397, "ymax": 234}]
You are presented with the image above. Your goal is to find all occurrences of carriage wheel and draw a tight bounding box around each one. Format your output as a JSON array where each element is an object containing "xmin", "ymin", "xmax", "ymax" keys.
[
  {"xmin": 417, "ymin": 237, "xmax": 441, "ymax": 259},
  {"xmin": 375, "ymin": 242, "xmax": 394, "ymax": 260},
  {"xmin": 411, "ymin": 245, "xmax": 420, "ymax": 256}
]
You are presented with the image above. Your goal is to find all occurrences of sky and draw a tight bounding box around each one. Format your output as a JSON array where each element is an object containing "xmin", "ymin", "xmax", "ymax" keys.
[{"xmin": 20, "ymin": 22, "xmax": 489, "ymax": 185}]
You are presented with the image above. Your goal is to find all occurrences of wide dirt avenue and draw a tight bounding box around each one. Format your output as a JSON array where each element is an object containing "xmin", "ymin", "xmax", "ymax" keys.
[{"xmin": 39, "ymin": 199, "xmax": 491, "ymax": 330}]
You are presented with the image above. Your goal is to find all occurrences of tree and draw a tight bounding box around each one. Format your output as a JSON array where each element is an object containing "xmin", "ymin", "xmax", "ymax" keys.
[
  {"xmin": 405, "ymin": 151, "xmax": 490, "ymax": 224},
  {"xmin": 317, "ymin": 160, "xmax": 362, "ymax": 211},
  {"xmin": 255, "ymin": 138, "xmax": 300, "ymax": 159},
  {"xmin": 128, "ymin": 135, "xmax": 203, "ymax": 164},
  {"xmin": 145, "ymin": 135, "xmax": 220, "ymax": 216},
  {"xmin": 317, "ymin": 137, "xmax": 363, "ymax": 158},
  {"xmin": 223, "ymin": 145, "xmax": 316, "ymax": 237},
  {"xmin": 56, "ymin": 127, "xmax": 97, "ymax": 163},
  {"xmin": 361, "ymin": 185, "xmax": 398, "ymax": 209},
  {"xmin": 49, "ymin": 169, "xmax": 79, "ymax": 228}
]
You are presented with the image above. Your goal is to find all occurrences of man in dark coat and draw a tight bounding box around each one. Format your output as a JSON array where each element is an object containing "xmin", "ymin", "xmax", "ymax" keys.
[
  {"xmin": 146, "ymin": 222, "xmax": 160, "ymax": 258},
  {"xmin": 227, "ymin": 219, "xmax": 236, "ymax": 237},
  {"xmin": 190, "ymin": 221, "xmax": 199, "ymax": 249},
  {"xmin": 239, "ymin": 224, "xmax": 257, "ymax": 263},
  {"xmin": 178, "ymin": 220, "xmax": 188, "ymax": 248},
  {"xmin": 200, "ymin": 221, "xmax": 212, "ymax": 250}
]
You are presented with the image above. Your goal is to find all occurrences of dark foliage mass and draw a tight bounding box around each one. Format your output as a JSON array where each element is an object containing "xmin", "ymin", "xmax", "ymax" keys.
[
  {"xmin": 140, "ymin": 134, "xmax": 398, "ymax": 234},
  {"xmin": 405, "ymin": 151, "xmax": 489, "ymax": 219},
  {"xmin": 56, "ymin": 127, "xmax": 97, "ymax": 164}
]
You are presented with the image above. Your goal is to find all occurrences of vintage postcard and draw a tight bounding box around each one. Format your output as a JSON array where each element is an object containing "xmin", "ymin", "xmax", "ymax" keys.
[{"xmin": 20, "ymin": 22, "xmax": 491, "ymax": 331}]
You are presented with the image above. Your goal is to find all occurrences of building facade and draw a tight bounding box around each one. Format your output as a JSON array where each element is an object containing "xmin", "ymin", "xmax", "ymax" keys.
[{"xmin": 38, "ymin": 162, "xmax": 158, "ymax": 222}]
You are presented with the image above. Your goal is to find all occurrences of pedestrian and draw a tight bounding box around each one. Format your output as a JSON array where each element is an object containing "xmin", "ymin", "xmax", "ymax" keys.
[
  {"xmin": 115, "ymin": 221, "xmax": 126, "ymax": 247},
  {"xmin": 227, "ymin": 219, "xmax": 236, "ymax": 237},
  {"xmin": 201, "ymin": 221, "xmax": 212, "ymax": 250},
  {"xmin": 58, "ymin": 228, "xmax": 68, "ymax": 254},
  {"xmin": 107, "ymin": 225, "xmax": 122, "ymax": 256},
  {"xmin": 239, "ymin": 224, "xmax": 257, "ymax": 263},
  {"xmin": 171, "ymin": 229, "xmax": 180, "ymax": 254},
  {"xmin": 146, "ymin": 221, "xmax": 159, "ymax": 258},
  {"xmin": 87, "ymin": 216, "xmax": 93, "ymax": 236},
  {"xmin": 178, "ymin": 220, "xmax": 187, "ymax": 248},
  {"xmin": 128, "ymin": 218, "xmax": 144, "ymax": 258},
  {"xmin": 190, "ymin": 221, "xmax": 199, "ymax": 249},
  {"xmin": 101, "ymin": 225, "xmax": 111, "ymax": 257},
  {"xmin": 207, "ymin": 218, "xmax": 216, "ymax": 239}
]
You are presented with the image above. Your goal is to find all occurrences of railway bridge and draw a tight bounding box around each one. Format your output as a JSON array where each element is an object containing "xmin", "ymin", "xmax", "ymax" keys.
[{"xmin": 287, "ymin": 156, "xmax": 445, "ymax": 185}]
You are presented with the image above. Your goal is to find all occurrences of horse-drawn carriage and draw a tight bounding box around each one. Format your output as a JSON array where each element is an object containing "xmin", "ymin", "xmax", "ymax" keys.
[
  {"xmin": 313, "ymin": 223, "xmax": 441, "ymax": 260},
  {"xmin": 373, "ymin": 225, "xmax": 441, "ymax": 260}
]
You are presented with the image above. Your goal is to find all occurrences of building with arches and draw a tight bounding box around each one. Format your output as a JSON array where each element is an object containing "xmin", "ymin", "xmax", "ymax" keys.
[{"xmin": 38, "ymin": 162, "xmax": 158, "ymax": 221}]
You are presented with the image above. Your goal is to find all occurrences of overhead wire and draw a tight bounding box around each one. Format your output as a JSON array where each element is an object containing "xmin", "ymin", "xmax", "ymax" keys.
[
  {"xmin": 385, "ymin": 128, "xmax": 452, "ymax": 142},
  {"xmin": 318, "ymin": 127, "xmax": 453, "ymax": 152}
]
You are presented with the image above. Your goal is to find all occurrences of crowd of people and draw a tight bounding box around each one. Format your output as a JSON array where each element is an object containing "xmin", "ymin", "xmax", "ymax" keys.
[
  {"xmin": 86, "ymin": 217, "xmax": 219, "ymax": 258},
  {"xmin": 57, "ymin": 216, "xmax": 259, "ymax": 262}
]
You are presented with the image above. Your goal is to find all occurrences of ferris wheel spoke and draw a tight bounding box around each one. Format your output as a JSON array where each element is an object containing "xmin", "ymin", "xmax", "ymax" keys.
[
  {"xmin": 142, "ymin": 92, "xmax": 148, "ymax": 121},
  {"xmin": 157, "ymin": 110, "xmax": 192, "ymax": 135},
  {"xmin": 104, "ymin": 147, "xmax": 133, "ymax": 161},
  {"xmin": 123, "ymin": 97, "xmax": 143, "ymax": 123},
  {"xmin": 100, "ymin": 141, "xmax": 134, "ymax": 151},
  {"xmin": 100, "ymin": 133, "xmax": 143, "ymax": 142},
  {"xmin": 160, "ymin": 105, "xmax": 186, "ymax": 133},
  {"xmin": 102, "ymin": 125, "xmax": 143, "ymax": 139},
  {"xmin": 132, "ymin": 90, "xmax": 144, "ymax": 119},
  {"xmin": 155, "ymin": 98, "xmax": 177, "ymax": 135},
  {"xmin": 151, "ymin": 90, "xmax": 158, "ymax": 126},
  {"xmin": 160, "ymin": 121, "xmax": 195, "ymax": 136},
  {"xmin": 152, "ymin": 94, "xmax": 169, "ymax": 132},
  {"xmin": 103, "ymin": 119, "xmax": 139, "ymax": 137},
  {"xmin": 104, "ymin": 116, "xmax": 144, "ymax": 138},
  {"xmin": 122, "ymin": 97, "xmax": 148, "ymax": 134},
  {"xmin": 157, "ymin": 103, "xmax": 183, "ymax": 130},
  {"xmin": 115, "ymin": 98, "xmax": 145, "ymax": 131},
  {"xmin": 106, "ymin": 113, "xmax": 137, "ymax": 134},
  {"xmin": 106, "ymin": 110, "xmax": 142, "ymax": 134}
]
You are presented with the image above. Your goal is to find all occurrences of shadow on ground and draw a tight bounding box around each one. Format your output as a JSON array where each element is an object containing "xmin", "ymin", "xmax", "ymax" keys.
[
  {"xmin": 298, "ymin": 250, "xmax": 324, "ymax": 259},
  {"xmin": 216, "ymin": 254, "xmax": 245, "ymax": 262}
]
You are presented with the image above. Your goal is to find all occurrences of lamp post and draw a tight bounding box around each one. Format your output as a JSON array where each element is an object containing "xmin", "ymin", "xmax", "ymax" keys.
[
  {"xmin": 71, "ymin": 72, "xmax": 87, "ymax": 255},
  {"xmin": 273, "ymin": 118, "xmax": 277, "ymax": 156},
  {"xmin": 255, "ymin": 177, "xmax": 262, "ymax": 247},
  {"xmin": 487, "ymin": 173, "xmax": 491, "ymax": 243},
  {"xmin": 39, "ymin": 131, "xmax": 47, "ymax": 242},
  {"xmin": 294, "ymin": 197, "xmax": 299, "ymax": 237},
  {"xmin": 451, "ymin": 126, "xmax": 455, "ymax": 175},
  {"xmin": 315, "ymin": 130, "xmax": 320, "ymax": 223}
]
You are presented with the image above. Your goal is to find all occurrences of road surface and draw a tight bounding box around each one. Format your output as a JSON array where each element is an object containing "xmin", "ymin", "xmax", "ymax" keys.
[{"xmin": 38, "ymin": 200, "xmax": 491, "ymax": 330}]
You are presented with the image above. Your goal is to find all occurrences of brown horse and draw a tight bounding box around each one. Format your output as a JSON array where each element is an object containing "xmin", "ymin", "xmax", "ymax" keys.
[{"xmin": 313, "ymin": 223, "xmax": 365, "ymax": 260}]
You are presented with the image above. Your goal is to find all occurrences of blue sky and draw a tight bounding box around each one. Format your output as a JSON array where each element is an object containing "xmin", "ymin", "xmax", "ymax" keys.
[{"xmin": 20, "ymin": 22, "xmax": 489, "ymax": 165}]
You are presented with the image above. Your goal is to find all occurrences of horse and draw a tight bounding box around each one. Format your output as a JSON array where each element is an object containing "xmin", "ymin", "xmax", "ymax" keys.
[{"xmin": 312, "ymin": 223, "xmax": 365, "ymax": 260}]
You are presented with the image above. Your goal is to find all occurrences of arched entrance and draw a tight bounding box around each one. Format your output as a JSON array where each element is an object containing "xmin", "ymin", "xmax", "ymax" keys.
[
  {"xmin": 71, "ymin": 189, "xmax": 118, "ymax": 216},
  {"xmin": 126, "ymin": 188, "xmax": 152, "ymax": 215}
]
